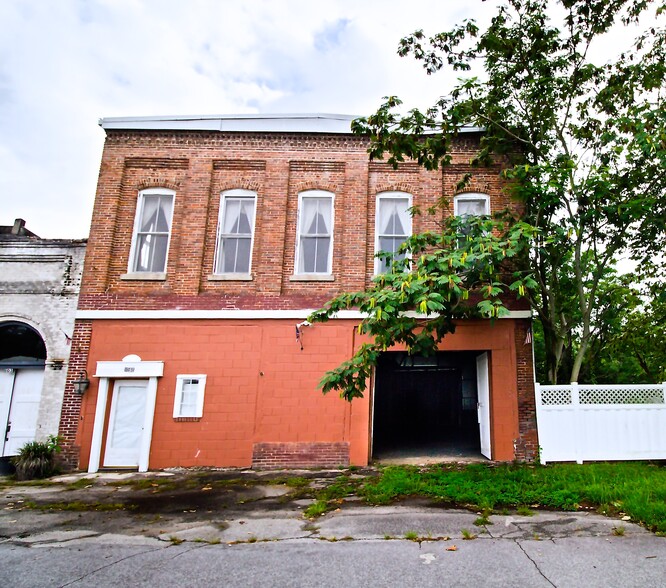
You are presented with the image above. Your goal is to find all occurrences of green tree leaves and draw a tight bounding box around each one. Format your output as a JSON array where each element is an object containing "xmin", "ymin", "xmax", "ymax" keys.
[
  {"xmin": 309, "ymin": 213, "xmax": 537, "ymax": 400},
  {"xmin": 351, "ymin": 0, "xmax": 666, "ymax": 384}
]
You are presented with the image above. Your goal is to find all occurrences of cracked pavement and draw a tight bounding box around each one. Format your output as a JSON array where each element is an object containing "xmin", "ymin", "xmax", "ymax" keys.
[{"xmin": 1, "ymin": 469, "xmax": 665, "ymax": 587}]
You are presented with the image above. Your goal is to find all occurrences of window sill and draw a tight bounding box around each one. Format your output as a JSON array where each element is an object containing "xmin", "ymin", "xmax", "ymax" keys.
[
  {"xmin": 173, "ymin": 416, "xmax": 202, "ymax": 422},
  {"xmin": 208, "ymin": 273, "xmax": 253, "ymax": 281},
  {"xmin": 289, "ymin": 274, "xmax": 335, "ymax": 282},
  {"xmin": 120, "ymin": 272, "xmax": 167, "ymax": 281}
]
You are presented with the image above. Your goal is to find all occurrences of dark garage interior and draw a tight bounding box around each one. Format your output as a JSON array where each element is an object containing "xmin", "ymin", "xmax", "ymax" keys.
[{"xmin": 372, "ymin": 351, "xmax": 483, "ymax": 461}]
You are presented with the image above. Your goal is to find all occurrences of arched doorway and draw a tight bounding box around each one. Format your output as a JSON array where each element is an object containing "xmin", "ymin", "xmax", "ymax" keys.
[{"xmin": 0, "ymin": 321, "xmax": 46, "ymax": 456}]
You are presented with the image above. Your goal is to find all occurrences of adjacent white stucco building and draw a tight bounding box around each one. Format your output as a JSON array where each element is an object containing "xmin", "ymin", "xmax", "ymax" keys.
[{"xmin": 0, "ymin": 219, "xmax": 86, "ymax": 462}]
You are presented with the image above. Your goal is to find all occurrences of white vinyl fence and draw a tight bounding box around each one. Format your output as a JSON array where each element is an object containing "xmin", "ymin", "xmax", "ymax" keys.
[{"xmin": 535, "ymin": 382, "xmax": 666, "ymax": 464}]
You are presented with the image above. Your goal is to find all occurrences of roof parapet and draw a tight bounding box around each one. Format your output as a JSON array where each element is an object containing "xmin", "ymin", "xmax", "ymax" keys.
[{"xmin": 99, "ymin": 113, "xmax": 484, "ymax": 135}]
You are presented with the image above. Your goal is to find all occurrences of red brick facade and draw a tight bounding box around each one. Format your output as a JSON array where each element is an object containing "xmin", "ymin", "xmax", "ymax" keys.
[
  {"xmin": 65, "ymin": 118, "xmax": 538, "ymax": 471},
  {"xmin": 252, "ymin": 442, "xmax": 350, "ymax": 469},
  {"xmin": 58, "ymin": 319, "xmax": 91, "ymax": 468}
]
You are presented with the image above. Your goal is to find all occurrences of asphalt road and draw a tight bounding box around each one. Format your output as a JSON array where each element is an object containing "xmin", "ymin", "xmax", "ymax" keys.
[{"xmin": 1, "ymin": 532, "xmax": 665, "ymax": 588}]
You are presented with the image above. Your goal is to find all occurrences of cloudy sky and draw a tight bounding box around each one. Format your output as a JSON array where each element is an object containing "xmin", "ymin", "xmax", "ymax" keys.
[{"xmin": 0, "ymin": 0, "xmax": 645, "ymax": 239}]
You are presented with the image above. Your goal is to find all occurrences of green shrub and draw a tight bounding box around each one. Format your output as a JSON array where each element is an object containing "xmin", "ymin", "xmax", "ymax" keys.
[{"xmin": 11, "ymin": 435, "xmax": 62, "ymax": 480}]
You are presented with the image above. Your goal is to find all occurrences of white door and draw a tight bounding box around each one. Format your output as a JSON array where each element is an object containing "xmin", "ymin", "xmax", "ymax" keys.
[
  {"xmin": 476, "ymin": 352, "xmax": 491, "ymax": 459},
  {"xmin": 103, "ymin": 380, "xmax": 148, "ymax": 467},
  {"xmin": 0, "ymin": 368, "xmax": 44, "ymax": 457}
]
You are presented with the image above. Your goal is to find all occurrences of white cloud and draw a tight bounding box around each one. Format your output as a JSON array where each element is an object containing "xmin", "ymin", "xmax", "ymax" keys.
[{"xmin": 0, "ymin": 0, "xmax": 648, "ymax": 238}]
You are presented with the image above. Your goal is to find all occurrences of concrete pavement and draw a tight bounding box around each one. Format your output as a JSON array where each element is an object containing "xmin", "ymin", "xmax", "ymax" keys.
[{"xmin": 0, "ymin": 469, "xmax": 664, "ymax": 587}]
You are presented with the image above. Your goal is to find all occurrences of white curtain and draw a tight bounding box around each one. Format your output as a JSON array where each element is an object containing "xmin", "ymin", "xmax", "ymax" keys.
[
  {"xmin": 457, "ymin": 198, "xmax": 487, "ymax": 216},
  {"xmin": 378, "ymin": 197, "xmax": 410, "ymax": 236},
  {"xmin": 218, "ymin": 197, "xmax": 255, "ymax": 273},
  {"xmin": 222, "ymin": 198, "xmax": 255, "ymax": 235},
  {"xmin": 377, "ymin": 197, "xmax": 410, "ymax": 272}
]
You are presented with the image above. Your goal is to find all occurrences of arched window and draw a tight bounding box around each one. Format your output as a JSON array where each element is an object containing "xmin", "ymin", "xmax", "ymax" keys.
[{"xmin": 0, "ymin": 321, "xmax": 46, "ymax": 366}]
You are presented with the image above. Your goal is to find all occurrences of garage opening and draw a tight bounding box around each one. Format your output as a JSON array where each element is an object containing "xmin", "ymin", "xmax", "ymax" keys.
[{"xmin": 372, "ymin": 351, "xmax": 486, "ymax": 462}]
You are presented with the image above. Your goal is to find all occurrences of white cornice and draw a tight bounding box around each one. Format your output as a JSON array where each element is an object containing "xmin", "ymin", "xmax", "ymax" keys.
[
  {"xmin": 76, "ymin": 309, "xmax": 532, "ymax": 320},
  {"xmin": 99, "ymin": 113, "xmax": 485, "ymax": 135}
]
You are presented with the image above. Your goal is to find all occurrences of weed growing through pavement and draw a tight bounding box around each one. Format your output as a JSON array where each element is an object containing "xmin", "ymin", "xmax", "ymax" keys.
[
  {"xmin": 474, "ymin": 508, "xmax": 493, "ymax": 526},
  {"xmin": 303, "ymin": 475, "xmax": 362, "ymax": 518},
  {"xmin": 304, "ymin": 500, "xmax": 329, "ymax": 518},
  {"xmin": 461, "ymin": 529, "xmax": 477, "ymax": 540}
]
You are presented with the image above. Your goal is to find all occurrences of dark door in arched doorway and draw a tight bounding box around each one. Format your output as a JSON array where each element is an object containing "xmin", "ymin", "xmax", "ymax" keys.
[{"xmin": 0, "ymin": 322, "xmax": 46, "ymax": 456}]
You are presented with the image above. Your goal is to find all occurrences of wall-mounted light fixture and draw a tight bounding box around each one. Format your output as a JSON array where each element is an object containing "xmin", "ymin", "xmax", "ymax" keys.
[{"xmin": 73, "ymin": 370, "xmax": 90, "ymax": 395}]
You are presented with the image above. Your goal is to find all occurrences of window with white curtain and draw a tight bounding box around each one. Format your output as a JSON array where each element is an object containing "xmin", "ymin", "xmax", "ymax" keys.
[
  {"xmin": 375, "ymin": 192, "xmax": 412, "ymax": 273},
  {"xmin": 215, "ymin": 189, "xmax": 257, "ymax": 275},
  {"xmin": 296, "ymin": 191, "xmax": 334, "ymax": 274},
  {"xmin": 454, "ymin": 193, "xmax": 490, "ymax": 217},
  {"xmin": 173, "ymin": 374, "xmax": 207, "ymax": 418},
  {"xmin": 129, "ymin": 188, "xmax": 175, "ymax": 273}
]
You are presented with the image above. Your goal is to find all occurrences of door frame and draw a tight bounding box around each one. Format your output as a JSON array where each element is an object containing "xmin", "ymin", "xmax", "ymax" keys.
[
  {"xmin": 476, "ymin": 352, "xmax": 492, "ymax": 459},
  {"xmin": 88, "ymin": 356, "xmax": 163, "ymax": 473},
  {"xmin": 103, "ymin": 379, "xmax": 149, "ymax": 468}
]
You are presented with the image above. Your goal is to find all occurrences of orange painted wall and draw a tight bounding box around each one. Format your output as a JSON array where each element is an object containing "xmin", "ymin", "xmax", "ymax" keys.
[{"xmin": 75, "ymin": 316, "xmax": 526, "ymax": 469}]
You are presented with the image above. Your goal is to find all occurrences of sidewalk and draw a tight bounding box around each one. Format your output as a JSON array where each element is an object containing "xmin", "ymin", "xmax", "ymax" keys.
[
  {"xmin": 0, "ymin": 467, "xmax": 658, "ymax": 545},
  {"xmin": 1, "ymin": 469, "xmax": 665, "ymax": 587}
]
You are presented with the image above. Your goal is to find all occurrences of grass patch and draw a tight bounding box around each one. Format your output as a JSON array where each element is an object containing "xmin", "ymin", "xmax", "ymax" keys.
[
  {"xmin": 66, "ymin": 478, "xmax": 95, "ymax": 490},
  {"xmin": 304, "ymin": 499, "xmax": 329, "ymax": 518},
  {"xmin": 302, "ymin": 475, "xmax": 362, "ymax": 517},
  {"xmin": 23, "ymin": 500, "xmax": 130, "ymax": 512},
  {"xmin": 1, "ymin": 478, "xmax": 59, "ymax": 488},
  {"xmin": 359, "ymin": 462, "xmax": 666, "ymax": 533},
  {"xmin": 269, "ymin": 476, "xmax": 310, "ymax": 488},
  {"xmin": 516, "ymin": 505, "xmax": 535, "ymax": 517},
  {"xmin": 112, "ymin": 478, "xmax": 178, "ymax": 492}
]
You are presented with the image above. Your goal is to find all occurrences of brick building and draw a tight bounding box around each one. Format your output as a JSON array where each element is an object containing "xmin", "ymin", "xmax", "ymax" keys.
[
  {"xmin": 60, "ymin": 114, "xmax": 537, "ymax": 472},
  {"xmin": 0, "ymin": 219, "xmax": 86, "ymax": 467}
]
